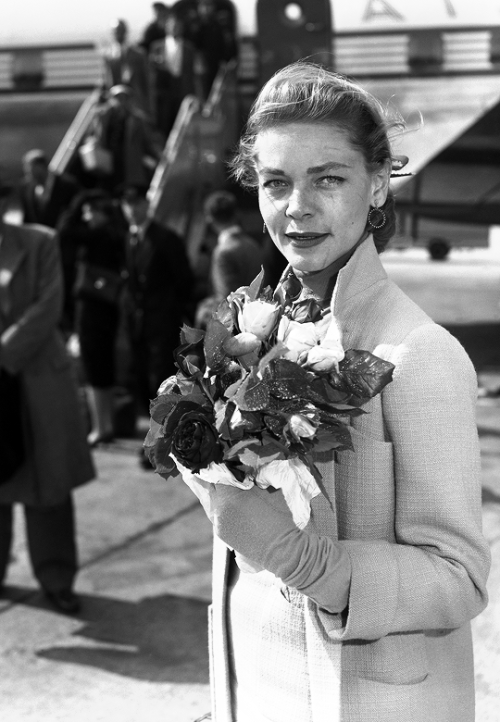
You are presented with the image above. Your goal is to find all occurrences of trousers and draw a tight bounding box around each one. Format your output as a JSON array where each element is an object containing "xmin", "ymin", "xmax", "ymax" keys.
[{"xmin": 0, "ymin": 497, "xmax": 78, "ymax": 592}]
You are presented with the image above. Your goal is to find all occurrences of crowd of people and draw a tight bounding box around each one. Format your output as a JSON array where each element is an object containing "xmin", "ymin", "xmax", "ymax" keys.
[{"xmin": 77, "ymin": 0, "xmax": 238, "ymax": 196}]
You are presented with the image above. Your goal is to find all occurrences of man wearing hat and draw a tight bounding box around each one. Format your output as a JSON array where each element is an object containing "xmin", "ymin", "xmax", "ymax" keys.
[
  {"xmin": 102, "ymin": 18, "xmax": 152, "ymax": 118},
  {"xmin": 83, "ymin": 84, "xmax": 163, "ymax": 193},
  {"xmin": 140, "ymin": 3, "xmax": 170, "ymax": 55},
  {"xmin": 149, "ymin": 7, "xmax": 196, "ymax": 137}
]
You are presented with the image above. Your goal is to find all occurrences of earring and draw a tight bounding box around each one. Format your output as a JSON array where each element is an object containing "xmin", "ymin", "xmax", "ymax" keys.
[
  {"xmin": 263, "ymin": 222, "xmax": 267, "ymax": 234},
  {"xmin": 368, "ymin": 206, "xmax": 386, "ymax": 229}
]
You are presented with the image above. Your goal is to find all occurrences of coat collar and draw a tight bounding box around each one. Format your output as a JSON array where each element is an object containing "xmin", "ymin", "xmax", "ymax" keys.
[
  {"xmin": 0, "ymin": 223, "xmax": 27, "ymax": 316},
  {"xmin": 275, "ymin": 236, "xmax": 388, "ymax": 349},
  {"xmin": 331, "ymin": 235, "xmax": 387, "ymax": 314},
  {"xmin": 277, "ymin": 236, "xmax": 387, "ymax": 317}
]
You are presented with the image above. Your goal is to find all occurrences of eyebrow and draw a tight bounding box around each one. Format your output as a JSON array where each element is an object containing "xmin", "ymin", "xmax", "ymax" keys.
[{"xmin": 258, "ymin": 161, "xmax": 352, "ymax": 175}]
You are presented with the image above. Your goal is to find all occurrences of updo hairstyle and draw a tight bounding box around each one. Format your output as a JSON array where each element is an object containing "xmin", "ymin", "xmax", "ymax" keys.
[{"xmin": 230, "ymin": 62, "xmax": 405, "ymax": 252}]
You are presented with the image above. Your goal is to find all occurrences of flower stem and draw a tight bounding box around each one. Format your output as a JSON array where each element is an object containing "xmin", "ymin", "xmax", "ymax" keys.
[{"xmin": 199, "ymin": 377, "xmax": 215, "ymax": 405}]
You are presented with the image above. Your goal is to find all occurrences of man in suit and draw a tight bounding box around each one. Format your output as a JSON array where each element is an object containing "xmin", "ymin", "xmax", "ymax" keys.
[
  {"xmin": 0, "ymin": 178, "xmax": 95, "ymax": 614},
  {"xmin": 149, "ymin": 8, "xmax": 197, "ymax": 137},
  {"xmin": 120, "ymin": 185, "xmax": 195, "ymax": 414},
  {"xmin": 84, "ymin": 85, "xmax": 163, "ymax": 193},
  {"xmin": 192, "ymin": 0, "xmax": 237, "ymax": 99},
  {"xmin": 102, "ymin": 19, "xmax": 152, "ymax": 118},
  {"xmin": 140, "ymin": 2, "xmax": 169, "ymax": 55}
]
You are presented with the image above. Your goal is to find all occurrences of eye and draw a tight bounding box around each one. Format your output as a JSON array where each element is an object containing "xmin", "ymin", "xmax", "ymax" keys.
[
  {"xmin": 317, "ymin": 175, "xmax": 344, "ymax": 187},
  {"xmin": 262, "ymin": 178, "xmax": 288, "ymax": 190}
]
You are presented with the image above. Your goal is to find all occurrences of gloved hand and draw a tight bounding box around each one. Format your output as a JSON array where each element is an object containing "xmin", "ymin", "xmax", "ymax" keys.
[{"xmin": 187, "ymin": 476, "xmax": 351, "ymax": 614}]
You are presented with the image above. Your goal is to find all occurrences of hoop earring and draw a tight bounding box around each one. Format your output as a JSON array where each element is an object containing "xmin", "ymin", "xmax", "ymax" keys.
[{"xmin": 368, "ymin": 206, "xmax": 386, "ymax": 229}]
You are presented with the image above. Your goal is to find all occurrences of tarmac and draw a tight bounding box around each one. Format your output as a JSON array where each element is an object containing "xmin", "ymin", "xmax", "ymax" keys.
[{"xmin": 0, "ymin": 245, "xmax": 499, "ymax": 722}]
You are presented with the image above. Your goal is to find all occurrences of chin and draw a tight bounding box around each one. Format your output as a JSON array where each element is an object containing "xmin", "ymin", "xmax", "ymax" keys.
[{"xmin": 286, "ymin": 254, "xmax": 327, "ymax": 274}]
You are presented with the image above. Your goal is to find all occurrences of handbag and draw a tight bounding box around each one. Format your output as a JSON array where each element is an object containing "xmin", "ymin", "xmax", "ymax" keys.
[
  {"xmin": 0, "ymin": 368, "xmax": 26, "ymax": 484},
  {"xmin": 78, "ymin": 136, "xmax": 113, "ymax": 175},
  {"xmin": 74, "ymin": 263, "xmax": 124, "ymax": 305}
]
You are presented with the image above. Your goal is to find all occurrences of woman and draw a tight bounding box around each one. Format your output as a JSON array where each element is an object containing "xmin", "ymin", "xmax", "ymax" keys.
[
  {"xmin": 177, "ymin": 63, "xmax": 492, "ymax": 721},
  {"xmin": 0, "ymin": 182, "xmax": 95, "ymax": 613},
  {"xmin": 58, "ymin": 190, "xmax": 127, "ymax": 446}
]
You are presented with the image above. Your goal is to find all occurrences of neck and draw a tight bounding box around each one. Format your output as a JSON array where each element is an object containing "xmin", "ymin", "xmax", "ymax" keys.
[{"xmin": 293, "ymin": 237, "xmax": 366, "ymax": 303}]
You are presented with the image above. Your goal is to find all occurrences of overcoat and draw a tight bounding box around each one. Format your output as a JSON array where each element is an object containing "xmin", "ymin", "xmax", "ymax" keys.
[
  {"xmin": 0, "ymin": 222, "xmax": 95, "ymax": 505},
  {"xmin": 208, "ymin": 237, "xmax": 491, "ymax": 722}
]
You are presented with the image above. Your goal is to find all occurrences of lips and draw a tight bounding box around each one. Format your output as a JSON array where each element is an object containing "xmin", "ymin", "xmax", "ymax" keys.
[{"xmin": 285, "ymin": 232, "xmax": 329, "ymax": 245}]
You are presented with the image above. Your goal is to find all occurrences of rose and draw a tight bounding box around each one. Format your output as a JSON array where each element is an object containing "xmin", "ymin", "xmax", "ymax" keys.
[
  {"xmin": 223, "ymin": 332, "xmax": 262, "ymax": 357},
  {"xmin": 170, "ymin": 409, "xmax": 223, "ymax": 472},
  {"xmin": 174, "ymin": 337, "xmax": 205, "ymax": 377},
  {"xmin": 238, "ymin": 300, "xmax": 280, "ymax": 341},
  {"xmin": 304, "ymin": 340, "xmax": 344, "ymax": 373},
  {"xmin": 157, "ymin": 375, "xmax": 178, "ymax": 395},
  {"xmin": 287, "ymin": 413, "xmax": 317, "ymax": 439},
  {"xmin": 277, "ymin": 317, "xmax": 318, "ymax": 362},
  {"xmin": 277, "ymin": 316, "xmax": 344, "ymax": 371}
]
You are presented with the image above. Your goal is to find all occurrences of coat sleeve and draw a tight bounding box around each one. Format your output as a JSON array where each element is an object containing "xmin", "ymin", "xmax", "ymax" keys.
[
  {"xmin": 0, "ymin": 229, "xmax": 63, "ymax": 374},
  {"xmin": 329, "ymin": 323, "xmax": 490, "ymax": 641}
]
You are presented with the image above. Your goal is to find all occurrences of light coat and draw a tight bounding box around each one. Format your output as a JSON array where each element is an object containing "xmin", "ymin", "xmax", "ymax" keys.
[
  {"xmin": 0, "ymin": 222, "xmax": 95, "ymax": 505},
  {"xmin": 208, "ymin": 237, "xmax": 490, "ymax": 722}
]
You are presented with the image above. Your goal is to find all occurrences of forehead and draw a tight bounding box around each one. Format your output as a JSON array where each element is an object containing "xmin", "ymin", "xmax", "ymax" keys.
[{"xmin": 253, "ymin": 122, "xmax": 363, "ymax": 170}]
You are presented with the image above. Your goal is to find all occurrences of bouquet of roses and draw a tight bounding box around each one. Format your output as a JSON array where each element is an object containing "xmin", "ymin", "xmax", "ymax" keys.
[{"xmin": 145, "ymin": 269, "xmax": 394, "ymax": 536}]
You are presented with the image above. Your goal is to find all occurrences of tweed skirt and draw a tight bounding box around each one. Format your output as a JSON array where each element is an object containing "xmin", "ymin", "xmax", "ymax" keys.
[{"xmin": 227, "ymin": 561, "xmax": 313, "ymax": 722}]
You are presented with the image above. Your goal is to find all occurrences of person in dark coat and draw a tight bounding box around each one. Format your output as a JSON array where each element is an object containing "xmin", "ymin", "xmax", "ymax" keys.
[
  {"xmin": 57, "ymin": 190, "xmax": 127, "ymax": 447},
  {"xmin": 193, "ymin": 0, "xmax": 237, "ymax": 98},
  {"xmin": 0, "ymin": 181, "xmax": 95, "ymax": 614},
  {"xmin": 83, "ymin": 85, "xmax": 163, "ymax": 193},
  {"xmin": 19, "ymin": 149, "xmax": 80, "ymax": 229},
  {"xmin": 120, "ymin": 185, "xmax": 195, "ymax": 415},
  {"xmin": 121, "ymin": 185, "xmax": 195, "ymax": 468},
  {"xmin": 102, "ymin": 18, "xmax": 153, "ymax": 118},
  {"xmin": 204, "ymin": 190, "xmax": 263, "ymax": 299},
  {"xmin": 148, "ymin": 8, "xmax": 197, "ymax": 137},
  {"xmin": 140, "ymin": 2, "xmax": 170, "ymax": 55}
]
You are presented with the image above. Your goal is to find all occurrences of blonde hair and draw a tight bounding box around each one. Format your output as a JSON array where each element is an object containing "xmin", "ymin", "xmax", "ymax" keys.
[{"xmin": 230, "ymin": 62, "xmax": 405, "ymax": 250}]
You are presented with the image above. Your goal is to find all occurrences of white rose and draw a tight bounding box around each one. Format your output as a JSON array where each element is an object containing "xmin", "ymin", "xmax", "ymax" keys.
[
  {"xmin": 157, "ymin": 375, "xmax": 178, "ymax": 395},
  {"xmin": 288, "ymin": 414, "xmax": 317, "ymax": 438},
  {"xmin": 277, "ymin": 317, "xmax": 318, "ymax": 361},
  {"xmin": 239, "ymin": 300, "xmax": 280, "ymax": 341},
  {"xmin": 304, "ymin": 340, "xmax": 345, "ymax": 373},
  {"xmin": 223, "ymin": 332, "xmax": 261, "ymax": 357}
]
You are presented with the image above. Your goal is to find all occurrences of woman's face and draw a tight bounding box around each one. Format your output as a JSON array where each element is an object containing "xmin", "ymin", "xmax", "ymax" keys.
[{"xmin": 254, "ymin": 122, "xmax": 389, "ymax": 273}]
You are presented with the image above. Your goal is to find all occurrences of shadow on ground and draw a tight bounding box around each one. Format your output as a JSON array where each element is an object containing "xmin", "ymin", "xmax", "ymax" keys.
[{"xmin": 2, "ymin": 587, "xmax": 209, "ymax": 684}]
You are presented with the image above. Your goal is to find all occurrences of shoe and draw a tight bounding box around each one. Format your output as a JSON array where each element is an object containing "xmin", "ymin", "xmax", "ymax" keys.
[
  {"xmin": 44, "ymin": 589, "xmax": 81, "ymax": 615},
  {"xmin": 87, "ymin": 432, "xmax": 114, "ymax": 448}
]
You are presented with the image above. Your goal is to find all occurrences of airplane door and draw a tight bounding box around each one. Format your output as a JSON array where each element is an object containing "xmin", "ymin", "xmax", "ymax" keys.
[{"xmin": 257, "ymin": 0, "xmax": 333, "ymax": 84}]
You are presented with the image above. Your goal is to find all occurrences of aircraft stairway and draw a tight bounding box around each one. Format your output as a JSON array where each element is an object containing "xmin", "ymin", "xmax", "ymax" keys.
[{"xmin": 48, "ymin": 61, "xmax": 240, "ymax": 269}]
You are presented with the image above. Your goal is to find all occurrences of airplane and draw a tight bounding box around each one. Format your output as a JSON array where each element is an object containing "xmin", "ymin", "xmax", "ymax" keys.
[{"xmin": 1, "ymin": 0, "xmax": 500, "ymax": 256}]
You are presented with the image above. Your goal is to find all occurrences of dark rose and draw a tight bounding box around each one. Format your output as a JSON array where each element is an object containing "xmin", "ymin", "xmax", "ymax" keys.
[
  {"xmin": 171, "ymin": 410, "xmax": 223, "ymax": 472},
  {"xmin": 174, "ymin": 338, "xmax": 206, "ymax": 377}
]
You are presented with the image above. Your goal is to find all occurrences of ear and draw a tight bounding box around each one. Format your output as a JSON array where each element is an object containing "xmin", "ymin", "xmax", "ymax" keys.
[{"xmin": 371, "ymin": 160, "xmax": 391, "ymax": 207}]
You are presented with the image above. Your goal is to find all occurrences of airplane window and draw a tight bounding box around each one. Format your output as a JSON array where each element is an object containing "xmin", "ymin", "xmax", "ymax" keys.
[{"xmin": 283, "ymin": 3, "xmax": 305, "ymax": 26}]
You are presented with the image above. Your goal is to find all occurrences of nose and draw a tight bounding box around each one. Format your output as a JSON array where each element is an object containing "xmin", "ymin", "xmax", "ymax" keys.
[{"xmin": 285, "ymin": 185, "xmax": 314, "ymax": 220}]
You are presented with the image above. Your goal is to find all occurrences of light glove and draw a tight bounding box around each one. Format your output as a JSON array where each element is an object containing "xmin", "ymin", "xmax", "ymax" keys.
[{"xmin": 188, "ymin": 477, "xmax": 351, "ymax": 614}]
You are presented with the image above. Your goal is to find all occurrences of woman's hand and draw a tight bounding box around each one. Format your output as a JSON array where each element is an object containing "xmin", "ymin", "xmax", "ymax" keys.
[{"xmin": 185, "ymin": 474, "xmax": 351, "ymax": 612}]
